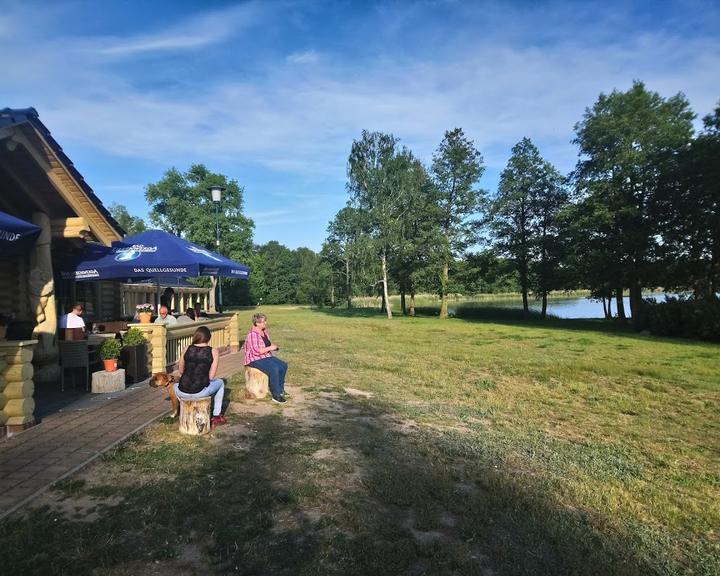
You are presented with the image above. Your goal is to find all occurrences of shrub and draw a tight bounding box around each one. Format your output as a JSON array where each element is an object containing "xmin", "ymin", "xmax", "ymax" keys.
[
  {"xmin": 641, "ymin": 296, "xmax": 720, "ymax": 341},
  {"xmin": 415, "ymin": 304, "xmax": 554, "ymax": 322},
  {"xmin": 122, "ymin": 327, "xmax": 148, "ymax": 347},
  {"xmin": 99, "ymin": 338, "xmax": 123, "ymax": 360}
]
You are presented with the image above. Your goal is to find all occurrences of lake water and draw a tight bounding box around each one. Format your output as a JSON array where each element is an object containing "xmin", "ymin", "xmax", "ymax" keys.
[{"xmin": 454, "ymin": 293, "xmax": 673, "ymax": 319}]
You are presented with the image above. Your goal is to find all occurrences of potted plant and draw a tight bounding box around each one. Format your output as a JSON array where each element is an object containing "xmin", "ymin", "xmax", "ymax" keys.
[
  {"xmin": 99, "ymin": 337, "xmax": 123, "ymax": 372},
  {"xmin": 136, "ymin": 303, "xmax": 154, "ymax": 323},
  {"xmin": 121, "ymin": 327, "xmax": 149, "ymax": 383}
]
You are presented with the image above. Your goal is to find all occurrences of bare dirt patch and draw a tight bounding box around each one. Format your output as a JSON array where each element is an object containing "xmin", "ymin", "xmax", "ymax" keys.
[
  {"xmin": 344, "ymin": 387, "xmax": 374, "ymax": 398},
  {"xmin": 312, "ymin": 447, "xmax": 360, "ymax": 461}
]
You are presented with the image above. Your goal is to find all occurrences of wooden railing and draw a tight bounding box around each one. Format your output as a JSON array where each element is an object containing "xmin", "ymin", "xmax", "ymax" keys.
[
  {"xmin": 120, "ymin": 284, "xmax": 211, "ymax": 317},
  {"xmin": 129, "ymin": 313, "xmax": 240, "ymax": 374}
]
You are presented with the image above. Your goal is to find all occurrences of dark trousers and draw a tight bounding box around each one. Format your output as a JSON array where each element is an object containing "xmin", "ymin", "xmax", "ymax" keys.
[{"xmin": 249, "ymin": 357, "xmax": 288, "ymax": 398}]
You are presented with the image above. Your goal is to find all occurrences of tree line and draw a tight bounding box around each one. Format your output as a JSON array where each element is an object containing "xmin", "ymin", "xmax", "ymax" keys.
[
  {"xmin": 111, "ymin": 81, "xmax": 719, "ymax": 339},
  {"xmin": 324, "ymin": 81, "xmax": 719, "ymax": 337}
]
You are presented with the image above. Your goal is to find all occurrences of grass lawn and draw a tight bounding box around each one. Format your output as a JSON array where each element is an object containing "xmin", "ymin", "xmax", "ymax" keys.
[{"xmin": 2, "ymin": 306, "xmax": 718, "ymax": 575}]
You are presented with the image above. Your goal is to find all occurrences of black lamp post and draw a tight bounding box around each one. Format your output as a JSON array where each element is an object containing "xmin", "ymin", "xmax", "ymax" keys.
[{"xmin": 208, "ymin": 185, "xmax": 225, "ymax": 312}]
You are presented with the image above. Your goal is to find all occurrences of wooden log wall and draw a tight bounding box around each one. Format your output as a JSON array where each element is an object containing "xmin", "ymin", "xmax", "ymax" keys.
[{"xmin": 0, "ymin": 340, "xmax": 37, "ymax": 435}]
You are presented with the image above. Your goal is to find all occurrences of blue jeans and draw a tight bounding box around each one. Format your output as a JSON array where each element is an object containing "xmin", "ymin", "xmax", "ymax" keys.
[
  {"xmin": 248, "ymin": 357, "xmax": 288, "ymax": 398},
  {"xmin": 174, "ymin": 379, "xmax": 224, "ymax": 416}
]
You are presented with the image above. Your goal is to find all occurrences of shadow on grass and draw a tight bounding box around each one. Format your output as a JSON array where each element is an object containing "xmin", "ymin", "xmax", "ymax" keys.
[{"xmin": 0, "ymin": 388, "xmax": 680, "ymax": 576}]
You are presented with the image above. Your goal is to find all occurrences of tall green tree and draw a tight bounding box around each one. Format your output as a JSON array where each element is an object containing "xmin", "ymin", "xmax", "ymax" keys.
[
  {"xmin": 295, "ymin": 247, "xmax": 332, "ymax": 305},
  {"xmin": 562, "ymin": 199, "xmax": 619, "ymax": 318},
  {"xmin": 145, "ymin": 164, "xmax": 255, "ymax": 308},
  {"xmin": 459, "ymin": 250, "xmax": 520, "ymax": 294},
  {"xmin": 529, "ymin": 160, "xmax": 570, "ymax": 318},
  {"xmin": 109, "ymin": 203, "xmax": 146, "ymax": 236},
  {"xmin": 246, "ymin": 251, "xmax": 268, "ymax": 305},
  {"xmin": 573, "ymin": 82, "xmax": 695, "ymax": 326},
  {"xmin": 325, "ymin": 206, "xmax": 369, "ymax": 309},
  {"xmin": 145, "ymin": 164, "xmax": 254, "ymax": 260},
  {"xmin": 320, "ymin": 241, "xmax": 342, "ymax": 307},
  {"xmin": 347, "ymin": 131, "xmax": 414, "ymax": 319},
  {"xmin": 392, "ymin": 158, "xmax": 437, "ymax": 316},
  {"xmin": 251, "ymin": 241, "xmax": 298, "ymax": 304},
  {"xmin": 657, "ymin": 101, "xmax": 720, "ymax": 299},
  {"xmin": 431, "ymin": 128, "xmax": 485, "ymax": 319},
  {"xmin": 490, "ymin": 138, "xmax": 543, "ymax": 316}
]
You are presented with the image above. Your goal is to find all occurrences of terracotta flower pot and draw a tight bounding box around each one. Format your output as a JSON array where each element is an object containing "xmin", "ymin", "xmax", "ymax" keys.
[
  {"xmin": 138, "ymin": 312, "xmax": 152, "ymax": 324},
  {"xmin": 103, "ymin": 359, "xmax": 118, "ymax": 372}
]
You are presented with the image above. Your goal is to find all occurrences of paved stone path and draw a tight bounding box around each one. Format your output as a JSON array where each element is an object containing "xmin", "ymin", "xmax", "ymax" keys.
[{"xmin": 0, "ymin": 352, "xmax": 246, "ymax": 520}]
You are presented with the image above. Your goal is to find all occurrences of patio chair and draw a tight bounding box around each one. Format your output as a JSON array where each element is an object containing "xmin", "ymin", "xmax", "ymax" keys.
[{"xmin": 59, "ymin": 340, "xmax": 90, "ymax": 392}]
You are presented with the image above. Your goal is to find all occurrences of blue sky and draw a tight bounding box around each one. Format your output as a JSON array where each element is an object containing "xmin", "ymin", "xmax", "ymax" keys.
[{"xmin": 2, "ymin": 0, "xmax": 718, "ymax": 251}]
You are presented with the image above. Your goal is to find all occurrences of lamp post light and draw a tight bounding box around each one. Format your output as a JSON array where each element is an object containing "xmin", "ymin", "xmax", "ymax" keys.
[{"xmin": 208, "ymin": 185, "xmax": 225, "ymax": 312}]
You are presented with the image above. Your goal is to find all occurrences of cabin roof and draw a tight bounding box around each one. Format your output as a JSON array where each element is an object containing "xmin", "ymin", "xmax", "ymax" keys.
[{"xmin": 0, "ymin": 107, "xmax": 125, "ymax": 238}]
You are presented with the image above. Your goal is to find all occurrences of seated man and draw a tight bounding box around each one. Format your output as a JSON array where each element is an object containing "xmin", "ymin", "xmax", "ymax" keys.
[
  {"xmin": 154, "ymin": 305, "xmax": 177, "ymax": 326},
  {"xmin": 59, "ymin": 303, "xmax": 86, "ymax": 339},
  {"xmin": 176, "ymin": 308, "xmax": 196, "ymax": 324}
]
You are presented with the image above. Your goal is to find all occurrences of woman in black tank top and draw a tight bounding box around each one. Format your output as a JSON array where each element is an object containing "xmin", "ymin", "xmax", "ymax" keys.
[
  {"xmin": 175, "ymin": 326, "xmax": 226, "ymax": 426},
  {"xmin": 179, "ymin": 345, "xmax": 213, "ymax": 394}
]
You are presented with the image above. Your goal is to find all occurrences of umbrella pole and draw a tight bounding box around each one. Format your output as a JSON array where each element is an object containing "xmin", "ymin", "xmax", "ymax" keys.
[{"xmin": 156, "ymin": 278, "xmax": 161, "ymax": 312}]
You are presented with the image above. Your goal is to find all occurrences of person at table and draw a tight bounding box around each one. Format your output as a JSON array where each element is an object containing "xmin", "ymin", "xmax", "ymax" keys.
[
  {"xmin": 59, "ymin": 303, "xmax": 87, "ymax": 339},
  {"xmin": 194, "ymin": 302, "xmax": 208, "ymax": 318},
  {"xmin": 244, "ymin": 313, "xmax": 288, "ymax": 403},
  {"xmin": 176, "ymin": 308, "xmax": 196, "ymax": 324},
  {"xmin": 174, "ymin": 326, "xmax": 226, "ymax": 426},
  {"xmin": 154, "ymin": 305, "xmax": 177, "ymax": 326},
  {"xmin": 160, "ymin": 287, "xmax": 175, "ymax": 311}
]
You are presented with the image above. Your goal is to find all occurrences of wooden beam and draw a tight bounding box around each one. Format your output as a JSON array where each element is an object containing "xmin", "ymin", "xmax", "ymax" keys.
[
  {"xmin": 41, "ymin": 151, "xmax": 121, "ymax": 246},
  {"xmin": 50, "ymin": 217, "xmax": 91, "ymax": 239}
]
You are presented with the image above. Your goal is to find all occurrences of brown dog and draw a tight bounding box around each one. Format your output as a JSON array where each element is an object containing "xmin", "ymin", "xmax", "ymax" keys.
[{"xmin": 150, "ymin": 372, "xmax": 179, "ymax": 417}]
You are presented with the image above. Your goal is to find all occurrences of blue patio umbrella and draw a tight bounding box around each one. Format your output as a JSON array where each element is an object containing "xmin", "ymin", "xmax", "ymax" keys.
[
  {"xmin": 59, "ymin": 230, "xmax": 250, "ymax": 281},
  {"xmin": 0, "ymin": 210, "xmax": 41, "ymax": 255}
]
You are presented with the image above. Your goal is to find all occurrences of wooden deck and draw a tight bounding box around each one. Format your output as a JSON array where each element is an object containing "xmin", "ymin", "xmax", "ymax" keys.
[{"xmin": 0, "ymin": 351, "xmax": 246, "ymax": 519}]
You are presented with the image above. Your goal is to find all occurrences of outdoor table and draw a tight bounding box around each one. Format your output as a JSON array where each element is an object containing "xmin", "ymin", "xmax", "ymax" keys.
[{"xmin": 87, "ymin": 333, "xmax": 117, "ymax": 346}]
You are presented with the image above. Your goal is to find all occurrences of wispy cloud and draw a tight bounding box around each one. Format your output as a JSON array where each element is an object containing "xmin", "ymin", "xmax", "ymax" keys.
[
  {"xmin": 93, "ymin": 3, "xmax": 264, "ymax": 56},
  {"xmin": 97, "ymin": 34, "xmax": 219, "ymax": 56},
  {"xmin": 248, "ymin": 208, "xmax": 326, "ymax": 226},
  {"xmin": 286, "ymin": 50, "xmax": 321, "ymax": 64}
]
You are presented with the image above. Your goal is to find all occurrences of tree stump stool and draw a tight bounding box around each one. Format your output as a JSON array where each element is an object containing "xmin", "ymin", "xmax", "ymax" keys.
[
  {"xmin": 245, "ymin": 366, "xmax": 269, "ymax": 399},
  {"xmin": 91, "ymin": 369, "xmax": 126, "ymax": 393},
  {"xmin": 178, "ymin": 397, "xmax": 211, "ymax": 435}
]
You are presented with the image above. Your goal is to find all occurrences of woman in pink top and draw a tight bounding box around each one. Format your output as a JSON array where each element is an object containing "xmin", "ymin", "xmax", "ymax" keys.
[{"xmin": 244, "ymin": 313, "xmax": 288, "ymax": 403}]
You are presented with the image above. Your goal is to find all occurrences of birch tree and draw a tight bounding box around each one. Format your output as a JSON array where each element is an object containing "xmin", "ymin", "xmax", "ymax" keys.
[{"xmin": 347, "ymin": 131, "xmax": 416, "ymax": 319}]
